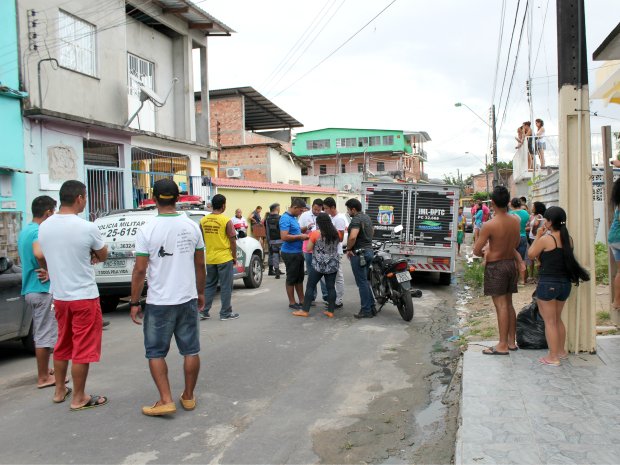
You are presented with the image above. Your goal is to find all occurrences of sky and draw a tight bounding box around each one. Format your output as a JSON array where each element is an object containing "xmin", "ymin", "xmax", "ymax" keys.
[{"xmin": 193, "ymin": 0, "xmax": 620, "ymax": 180}]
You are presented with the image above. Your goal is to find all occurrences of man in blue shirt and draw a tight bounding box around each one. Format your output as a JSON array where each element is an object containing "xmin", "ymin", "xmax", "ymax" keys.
[
  {"xmin": 17, "ymin": 196, "xmax": 64, "ymax": 388},
  {"xmin": 279, "ymin": 198, "xmax": 309, "ymax": 310}
]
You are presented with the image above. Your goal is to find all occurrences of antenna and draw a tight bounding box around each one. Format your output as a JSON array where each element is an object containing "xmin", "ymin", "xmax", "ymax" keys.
[{"xmin": 125, "ymin": 75, "xmax": 179, "ymax": 127}]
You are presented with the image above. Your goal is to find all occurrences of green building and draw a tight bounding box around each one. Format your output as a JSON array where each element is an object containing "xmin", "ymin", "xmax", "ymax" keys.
[{"xmin": 292, "ymin": 128, "xmax": 430, "ymax": 181}]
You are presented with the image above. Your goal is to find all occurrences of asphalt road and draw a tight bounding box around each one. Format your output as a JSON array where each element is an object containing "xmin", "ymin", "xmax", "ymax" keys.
[{"xmin": 0, "ymin": 262, "xmax": 460, "ymax": 464}]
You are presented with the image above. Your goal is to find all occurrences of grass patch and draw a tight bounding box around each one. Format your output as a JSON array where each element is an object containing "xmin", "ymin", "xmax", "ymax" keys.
[
  {"xmin": 598, "ymin": 311, "xmax": 611, "ymax": 320},
  {"xmin": 454, "ymin": 335, "xmax": 468, "ymax": 346},
  {"xmin": 463, "ymin": 260, "xmax": 485, "ymax": 286},
  {"xmin": 469, "ymin": 329, "xmax": 481, "ymax": 335},
  {"xmin": 343, "ymin": 441, "xmax": 353, "ymax": 450},
  {"xmin": 480, "ymin": 331, "xmax": 495, "ymax": 337},
  {"xmin": 470, "ymin": 320, "xmax": 482, "ymax": 326},
  {"xmin": 595, "ymin": 242, "xmax": 610, "ymax": 285},
  {"xmin": 484, "ymin": 326, "xmax": 496, "ymax": 331},
  {"xmin": 609, "ymin": 330, "xmax": 618, "ymax": 335},
  {"xmin": 382, "ymin": 418, "xmax": 393, "ymax": 423},
  {"xmin": 385, "ymin": 347, "xmax": 396, "ymax": 351}
]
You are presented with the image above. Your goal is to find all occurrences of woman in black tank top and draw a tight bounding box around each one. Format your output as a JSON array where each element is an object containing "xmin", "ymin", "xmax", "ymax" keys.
[{"xmin": 527, "ymin": 207, "xmax": 590, "ymax": 366}]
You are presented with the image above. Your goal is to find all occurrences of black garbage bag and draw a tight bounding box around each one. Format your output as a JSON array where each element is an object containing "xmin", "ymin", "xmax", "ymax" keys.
[{"xmin": 516, "ymin": 295, "xmax": 548, "ymax": 349}]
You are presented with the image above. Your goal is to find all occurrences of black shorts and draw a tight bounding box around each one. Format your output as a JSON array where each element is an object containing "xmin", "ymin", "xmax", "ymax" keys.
[{"xmin": 281, "ymin": 252, "xmax": 305, "ymax": 285}]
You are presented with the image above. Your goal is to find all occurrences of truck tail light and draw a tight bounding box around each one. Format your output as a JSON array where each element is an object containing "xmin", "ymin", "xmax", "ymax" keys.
[
  {"xmin": 366, "ymin": 195, "xmax": 369, "ymax": 202},
  {"xmin": 409, "ymin": 265, "xmax": 415, "ymax": 272},
  {"xmin": 428, "ymin": 258, "xmax": 450, "ymax": 264},
  {"xmin": 366, "ymin": 188, "xmax": 375, "ymax": 192},
  {"xmin": 443, "ymin": 243, "xmax": 451, "ymax": 247},
  {"xmin": 395, "ymin": 262, "xmax": 407, "ymax": 271}
]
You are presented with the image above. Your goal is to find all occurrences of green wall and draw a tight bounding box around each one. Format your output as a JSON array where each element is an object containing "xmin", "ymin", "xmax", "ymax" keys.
[{"xmin": 292, "ymin": 128, "xmax": 409, "ymax": 157}]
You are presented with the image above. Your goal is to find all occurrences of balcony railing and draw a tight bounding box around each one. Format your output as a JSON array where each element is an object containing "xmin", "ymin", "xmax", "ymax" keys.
[{"xmin": 512, "ymin": 134, "xmax": 617, "ymax": 183}]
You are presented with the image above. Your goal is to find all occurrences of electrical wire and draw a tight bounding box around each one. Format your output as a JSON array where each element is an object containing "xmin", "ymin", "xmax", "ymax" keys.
[
  {"xmin": 496, "ymin": 0, "xmax": 521, "ymax": 111},
  {"xmin": 491, "ymin": 0, "xmax": 507, "ymax": 104}
]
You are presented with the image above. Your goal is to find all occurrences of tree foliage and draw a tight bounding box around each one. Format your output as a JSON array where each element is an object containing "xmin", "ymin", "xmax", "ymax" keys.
[
  {"xmin": 472, "ymin": 191, "xmax": 490, "ymax": 201},
  {"xmin": 479, "ymin": 160, "xmax": 513, "ymax": 173}
]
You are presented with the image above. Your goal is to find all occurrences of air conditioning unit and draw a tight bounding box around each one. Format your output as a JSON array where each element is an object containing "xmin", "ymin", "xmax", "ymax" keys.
[
  {"xmin": 227, "ymin": 168, "xmax": 242, "ymax": 178},
  {"xmin": 343, "ymin": 184, "xmax": 352, "ymax": 192}
]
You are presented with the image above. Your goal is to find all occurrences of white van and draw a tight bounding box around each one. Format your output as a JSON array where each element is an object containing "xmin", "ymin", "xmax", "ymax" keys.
[{"xmin": 93, "ymin": 203, "xmax": 264, "ymax": 313}]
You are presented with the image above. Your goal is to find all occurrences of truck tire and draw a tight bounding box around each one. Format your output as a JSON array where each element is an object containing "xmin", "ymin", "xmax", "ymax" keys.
[
  {"xmin": 100, "ymin": 296, "xmax": 120, "ymax": 313},
  {"xmin": 243, "ymin": 254, "xmax": 263, "ymax": 289},
  {"xmin": 22, "ymin": 322, "xmax": 36, "ymax": 354},
  {"xmin": 398, "ymin": 291, "xmax": 414, "ymax": 322},
  {"xmin": 439, "ymin": 273, "xmax": 452, "ymax": 286}
]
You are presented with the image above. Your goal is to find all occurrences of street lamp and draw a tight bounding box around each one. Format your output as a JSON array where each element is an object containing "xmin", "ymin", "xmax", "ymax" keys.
[{"xmin": 455, "ymin": 102, "xmax": 498, "ymax": 185}]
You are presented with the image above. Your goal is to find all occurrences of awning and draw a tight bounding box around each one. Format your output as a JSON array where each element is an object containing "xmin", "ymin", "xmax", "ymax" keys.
[
  {"xmin": 593, "ymin": 22, "xmax": 620, "ymax": 61},
  {"xmin": 0, "ymin": 166, "xmax": 33, "ymax": 174}
]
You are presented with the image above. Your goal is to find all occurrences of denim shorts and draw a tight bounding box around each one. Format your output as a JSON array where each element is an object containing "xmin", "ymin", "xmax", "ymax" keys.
[
  {"xmin": 609, "ymin": 242, "xmax": 620, "ymax": 262},
  {"xmin": 143, "ymin": 299, "xmax": 200, "ymax": 359},
  {"xmin": 516, "ymin": 236, "xmax": 528, "ymax": 260},
  {"xmin": 536, "ymin": 277, "xmax": 572, "ymax": 302}
]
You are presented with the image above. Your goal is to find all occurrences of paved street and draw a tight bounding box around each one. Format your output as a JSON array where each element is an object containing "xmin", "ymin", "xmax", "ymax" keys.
[{"xmin": 1, "ymin": 264, "xmax": 459, "ymax": 464}]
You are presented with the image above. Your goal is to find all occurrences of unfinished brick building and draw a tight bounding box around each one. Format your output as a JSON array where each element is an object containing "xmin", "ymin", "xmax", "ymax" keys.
[{"xmin": 195, "ymin": 86, "xmax": 307, "ymax": 183}]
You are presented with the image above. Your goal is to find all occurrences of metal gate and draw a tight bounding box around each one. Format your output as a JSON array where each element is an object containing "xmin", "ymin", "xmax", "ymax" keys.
[
  {"xmin": 131, "ymin": 147, "xmax": 189, "ymax": 207},
  {"xmin": 85, "ymin": 167, "xmax": 125, "ymax": 221}
]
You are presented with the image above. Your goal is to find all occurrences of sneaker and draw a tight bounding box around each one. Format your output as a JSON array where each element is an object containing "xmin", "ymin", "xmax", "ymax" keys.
[
  {"xmin": 292, "ymin": 310, "xmax": 309, "ymax": 317},
  {"xmin": 200, "ymin": 311, "xmax": 210, "ymax": 320},
  {"xmin": 324, "ymin": 302, "xmax": 343, "ymax": 309},
  {"xmin": 371, "ymin": 306, "xmax": 378, "ymax": 316},
  {"xmin": 220, "ymin": 313, "xmax": 240, "ymax": 321},
  {"xmin": 288, "ymin": 303, "xmax": 301, "ymax": 310},
  {"xmin": 353, "ymin": 311, "xmax": 373, "ymax": 319},
  {"xmin": 102, "ymin": 320, "xmax": 110, "ymax": 328}
]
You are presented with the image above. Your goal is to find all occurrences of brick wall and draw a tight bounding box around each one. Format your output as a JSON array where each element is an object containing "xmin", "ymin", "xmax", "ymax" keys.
[
  {"xmin": 218, "ymin": 145, "xmax": 270, "ymax": 182},
  {"xmin": 245, "ymin": 131, "xmax": 292, "ymax": 152},
  {"xmin": 208, "ymin": 97, "xmax": 244, "ymax": 145}
]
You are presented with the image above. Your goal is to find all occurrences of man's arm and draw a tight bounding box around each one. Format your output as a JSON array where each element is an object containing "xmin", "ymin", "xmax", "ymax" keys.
[
  {"xmin": 91, "ymin": 245, "xmax": 108, "ymax": 263},
  {"xmin": 472, "ymin": 223, "xmax": 491, "ymax": 257},
  {"xmin": 33, "ymin": 241, "xmax": 47, "ymax": 270},
  {"xmin": 280, "ymin": 230, "xmax": 308, "ymax": 242},
  {"xmin": 194, "ymin": 249, "xmax": 206, "ymax": 311},
  {"xmin": 130, "ymin": 255, "xmax": 148, "ymax": 325},
  {"xmin": 347, "ymin": 228, "xmax": 360, "ymax": 252},
  {"xmin": 226, "ymin": 220, "xmax": 240, "ymax": 266}
]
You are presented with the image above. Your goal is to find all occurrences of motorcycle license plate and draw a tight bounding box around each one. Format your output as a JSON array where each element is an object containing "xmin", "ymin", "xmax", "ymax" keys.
[
  {"xmin": 396, "ymin": 271, "xmax": 411, "ymax": 283},
  {"xmin": 103, "ymin": 259, "xmax": 127, "ymax": 268}
]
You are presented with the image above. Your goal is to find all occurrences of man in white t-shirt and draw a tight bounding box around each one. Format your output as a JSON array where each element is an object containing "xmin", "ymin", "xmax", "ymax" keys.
[
  {"xmin": 299, "ymin": 199, "xmax": 323, "ymax": 303},
  {"xmin": 231, "ymin": 209, "xmax": 248, "ymax": 237},
  {"xmin": 322, "ymin": 197, "xmax": 346, "ymax": 308},
  {"xmin": 130, "ymin": 179, "xmax": 206, "ymax": 417},
  {"xmin": 37, "ymin": 180, "xmax": 109, "ymax": 411}
]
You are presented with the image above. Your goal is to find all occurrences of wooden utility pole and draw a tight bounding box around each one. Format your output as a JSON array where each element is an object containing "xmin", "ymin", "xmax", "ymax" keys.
[
  {"xmin": 603, "ymin": 126, "xmax": 619, "ymax": 324},
  {"xmin": 557, "ymin": 0, "xmax": 596, "ymax": 353},
  {"xmin": 216, "ymin": 120, "xmax": 221, "ymax": 177}
]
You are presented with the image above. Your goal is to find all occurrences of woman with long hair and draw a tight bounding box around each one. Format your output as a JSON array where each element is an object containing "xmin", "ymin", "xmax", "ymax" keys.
[
  {"xmin": 294, "ymin": 213, "xmax": 341, "ymax": 318},
  {"xmin": 535, "ymin": 119, "xmax": 546, "ymax": 167},
  {"xmin": 528, "ymin": 206, "xmax": 590, "ymax": 365},
  {"xmin": 608, "ymin": 176, "xmax": 620, "ymax": 309}
]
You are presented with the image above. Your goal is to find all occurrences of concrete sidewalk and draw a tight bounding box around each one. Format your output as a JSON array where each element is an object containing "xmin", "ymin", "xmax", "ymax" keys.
[{"xmin": 455, "ymin": 336, "xmax": 620, "ymax": 465}]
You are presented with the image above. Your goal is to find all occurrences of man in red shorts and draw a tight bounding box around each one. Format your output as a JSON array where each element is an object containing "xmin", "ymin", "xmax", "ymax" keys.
[
  {"xmin": 473, "ymin": 186, "xmax": 523, "ymax": 355},
  {"xmin": 37, "ymin": 180, "xmax": 109, "ymax": 410}
]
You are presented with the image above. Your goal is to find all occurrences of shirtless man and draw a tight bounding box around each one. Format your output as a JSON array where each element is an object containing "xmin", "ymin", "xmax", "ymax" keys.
[{"xmin": 473, "ymin": 186, "xmax": 523, "ymax": 355}]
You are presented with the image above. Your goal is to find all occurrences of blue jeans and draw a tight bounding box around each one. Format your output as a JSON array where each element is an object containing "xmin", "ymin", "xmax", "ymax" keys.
[
  {"xmin": 143, "ymin": 299, "xmax": 200, "ymax": 359},
  {"xmin": 303, "ymin": 269, "xmax": 336, "ymax": 313},
  {"xmin": 203, "ymin": 260, "xmax": 234, "ymax": 318},
  {"xmin": 304, "ymin": 252, "xmax": 318, "ymax": 300},
  {"xmin": 350, "ymin": 251, "xmax": 375, "ymax": 314}
]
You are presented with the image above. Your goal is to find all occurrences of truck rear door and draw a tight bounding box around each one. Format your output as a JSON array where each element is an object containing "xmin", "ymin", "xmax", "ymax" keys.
[
  {"xmin": 365, "ymin": 184, "xmax": 406, "ymax": 241},
  {"xmin": 410, "ymin": 187, "xmax": 455, "ymax": 247}
]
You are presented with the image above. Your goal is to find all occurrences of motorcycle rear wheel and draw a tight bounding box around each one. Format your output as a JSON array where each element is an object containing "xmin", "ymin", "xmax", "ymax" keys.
[{"xmin": 397, "ymin": 291, "xmax": 414, "ymax": 321}]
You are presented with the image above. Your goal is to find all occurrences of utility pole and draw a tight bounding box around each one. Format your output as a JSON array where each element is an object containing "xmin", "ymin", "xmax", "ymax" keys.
[
  {"xmin": 557, "ymin": 0, "xmax": 596, "ymax": 354},
  {"xmin": 485, "ymin": 152, "xmax": 490, "ymax": 201},
  {"xmin": 216, "ymin": 121, "xmax": 221, "ymax": 177},
  {"xmin": 491, "ymin": 104, "xmax": 498, "ymax": 185}
]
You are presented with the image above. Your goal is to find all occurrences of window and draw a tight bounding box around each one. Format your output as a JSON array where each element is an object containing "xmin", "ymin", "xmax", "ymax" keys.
[
  {"xmin": 341, "ymin": 164, "xmax": 346, "ymax": 173},
  {"xmin": 369, "ymin": 136, "xmax": 381, "ymax": 146},
  {"xmin": 377, "ymin": 161, "xmax": 385, "ymax": 171},
  {"xmin": 383, "ymin": 135, "xmax": 394, "ymax": 146},
  {"xmin": 127, "ymin": 54, "xmax": 155, "ymax": 131},
  {"xmin": 306, "ymin": 139, "xmax": 331, "ymax": 150},
  {"xmin": 83, "ymin": 141, "xmax": 120, "ymax": 167},
  {"xmin": 320, "ymin": 165, "xmax": 327, "ymax": 175},
  {"xmin": 358, "ymin": 163, "xmax": 364, "ymax": 173},
  {"xmin": 358, "ymin": 137, "xmax": 368, "ymax": 147},
  {"xmin": 58, "ymin": 10, "xmax": 97, "ymax": 77},
  {"xmin": 336, "ymin": 138, "xmax": 356, "ymax": 148},
  {"xmin": 301, "ymin": 167, "xmax": 308, "ymax": 175}
]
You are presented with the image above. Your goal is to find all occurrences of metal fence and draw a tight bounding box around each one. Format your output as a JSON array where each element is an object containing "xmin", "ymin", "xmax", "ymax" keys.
[
  {"xmin": 189, "ymin": 176, "xmax": 212, "ymax": 204},
  {"xmin": 85, "ymin": 167, "xmax": 125, "ymax": 221}
]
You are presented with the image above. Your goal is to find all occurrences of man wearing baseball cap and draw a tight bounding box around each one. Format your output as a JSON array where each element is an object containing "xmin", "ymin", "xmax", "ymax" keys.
[{"xmin": 130, "ymin": 179, "xmax": 207, "ymax": 416}]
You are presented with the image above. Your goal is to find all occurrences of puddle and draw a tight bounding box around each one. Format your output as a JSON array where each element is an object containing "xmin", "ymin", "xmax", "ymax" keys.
[{"xmin": 416, "ymin": 396, "xmax": 446, "ymax": 429}]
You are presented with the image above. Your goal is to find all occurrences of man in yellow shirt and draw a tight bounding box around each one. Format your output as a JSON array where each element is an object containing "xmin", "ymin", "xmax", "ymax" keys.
[{"xmin": 199, "ymin": 194, "xmax": 240, "ymax": 321}]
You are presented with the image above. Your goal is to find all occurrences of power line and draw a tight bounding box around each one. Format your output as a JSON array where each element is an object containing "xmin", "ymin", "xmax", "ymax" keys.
[
  {"xmin": 491, "ymin": 0, "xmax": 507, "ymax": 103},
  {"xmin": 496, "ymin": 0, "xmax": 521, "ymax": 109},
  {"xmin": 531, "ymin": 0, "xmax": 550, "ymax": 77},
  {"xmin": 269, "ymin": 0, "xmax": 397, "ymax": 101}
]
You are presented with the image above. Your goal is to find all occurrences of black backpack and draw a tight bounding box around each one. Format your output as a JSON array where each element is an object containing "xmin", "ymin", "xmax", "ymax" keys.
[{"xmin": 266, "ymin": 213, "xmax": 281, "ymax": 241}]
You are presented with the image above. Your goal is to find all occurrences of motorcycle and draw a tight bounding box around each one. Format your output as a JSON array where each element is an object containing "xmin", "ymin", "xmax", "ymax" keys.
[{"xmin": 367, "ymin": 225, "xmax": 421, "ymax": 321}]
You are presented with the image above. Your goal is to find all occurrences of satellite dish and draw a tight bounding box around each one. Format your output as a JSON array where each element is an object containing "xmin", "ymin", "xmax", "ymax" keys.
[{"xmin": 126, "ymin": 74, "xmax": 178, "ymax": 127}]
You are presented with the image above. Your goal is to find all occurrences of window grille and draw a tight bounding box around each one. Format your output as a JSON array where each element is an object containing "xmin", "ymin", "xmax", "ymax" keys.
[
  {"xmin": 84, "ymin": 141, "xmax": 120, "ymax": 167},
  {"xmin": 320, "ymin": 165, "xmax": 327, "ymax": 174},
  {"xmin": 128, "ymin": 54, "xmax": 154, "ymax": 97},
  {"xmin": 58, "ymin": 10, "xmax": 96, "ymax": 76},
  {"xmin": 336, "ymin": 138, "xmax": 356, "ymax": 148},
  {"xmin": 341, "ymin": 164, "xmax": 346, "ymax": 173},
  {"xmin": 377, "ymin": 161, "xmax": 385, "ymax": 171},
  {"xmin": 369, "ymin": 136, "xmax": 381, "ymax": 146},
  {"xmin": 383, "ymin": 135, "xmax": 394, "ymax": 146},
  {"xmin": 306, "ymin": 139, "xmax": 331, "ymax": 150},
  {"xmin": 358, "ymin": 137, "xmax": 368, "ymax": 147}
]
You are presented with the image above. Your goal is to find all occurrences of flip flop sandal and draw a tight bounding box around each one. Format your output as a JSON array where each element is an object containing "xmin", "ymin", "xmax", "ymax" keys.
[
  {"xmin": 509, "ymin": 347, "xmax": 519, "ymax": 351},
  {"xmin": 549, "ymin": 353, "xmax": 569, "ymax": 360},
  {"xmin": 53, "ymin": 387, "xmax": 73, "ymax": 403},
  {"xmin": 482, "ymin": 347, "xmax": 509, "ymax": 356},
  {"xmin": 539, "ymin": 358, "xmax": 561, "ymax": 366},
  {"xmin": 70, "ymin": 395, "xmax": 108, "ymax": 411}
]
